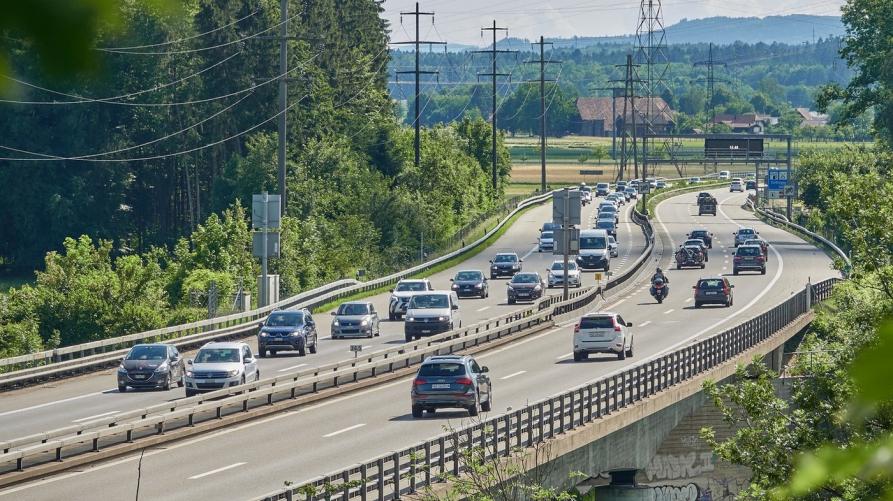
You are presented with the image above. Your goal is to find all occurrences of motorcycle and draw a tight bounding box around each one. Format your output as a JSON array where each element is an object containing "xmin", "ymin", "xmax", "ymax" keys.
[{"xmin": 650, "ymin": 277, "xmax": 669, "ymax": 304}]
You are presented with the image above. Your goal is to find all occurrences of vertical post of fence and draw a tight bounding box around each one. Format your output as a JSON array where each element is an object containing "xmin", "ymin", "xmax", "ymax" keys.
[{"xmin": 392, "ymin": 452, "xmax": 401, "ymax": 499}]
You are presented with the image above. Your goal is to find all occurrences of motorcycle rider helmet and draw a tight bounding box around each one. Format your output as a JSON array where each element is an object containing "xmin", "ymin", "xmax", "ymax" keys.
[{"xmin": 656, "ymin": 267, "xmax": 662, "ymax": 274}]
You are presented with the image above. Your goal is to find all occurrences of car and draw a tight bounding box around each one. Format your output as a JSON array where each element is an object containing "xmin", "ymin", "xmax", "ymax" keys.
[
  {"xmin": 184, "ymin": 341, "xmax": 260, "ymax": 397},
  {"xmin": 743, "ymin": 238, "xmax": 769, "ymax": 259},
  {"xmin": 687, "ymin": 229, "xmax": 713, "ymax": 248},
  {"xmin": 696, "ymin": 192, "xmax": 713, "ymax": 205},
  {"xmin": 615, "ymin": 188, "xmax": 630, "ymax": 202},
  {"xmin": 541, "ymin": 221, "xmax": 560, "ymax": 233},
  {"xmin": 745, "ymin": 180, "xmax": 757, "ymax": 190},
  {"xmin": 719, "ymin": 170, "xmax": 730, "ymax": 180},
  {"xmin": 595, "ymin": 219, "xmax": 617, "ymax": 237},
  {"xmin": 682, "ymin": 239, "xmax": 709, "ymax": 261},
  {"xmin": 404, "ymin": 291, "xmax": 461, "ymax": 341},
  {"xmin": 625, "ymin": 187, "xmax": 638, "ymax": 199},
  {"xmin": 675, "ymin": 245, "xmax": 706, "ymax": 269},
  {"xmin": 616, "ymin": 181, "xmax": 628, "ymax": 191},
  {"xmin": 451, "ymin": 269, "xmax": 489, "ymax": 298},
  {"xmin": 596, "ymin": 182, "xmax": 611, "ymax": 197},
  {"xmin": 607, "ymin": 193, "xmax": 625, "ymax": 205},
  {"xmin": 576, "ymin": 229, "xmax": 611, "ymax": 271},
  {"xmin": 572, "ymin": 312, "xmax": 634, "ymax": 361},
  {"xmin": 580, "ymin": 186, "xmax": 593, "ymax": 205},
  {"xmin": 730, "ymin": 179, "xmax": 744, "ymax": 192},
  {"xmin": 689, "ymin": 177, "xmax": 701, "ymax": 184},
  {"xmin": 410, "ymin": 355, "xmax": 491, "ymax": 417},
  {"xmin": 693, "ymin": 276, "xmax": 734, "ymax": 308},
  {"xmin": 507, "ymin": 272, "xmax": 545, "ymax": 304},
  {"xmin": 258, "ymin": 309, "xmax": 318, "ymax": 357},
  {"xmin": 331, "ymin": 301, "xmax": 380, "ymax": 339},
  {"xmin": 598, "ymin": 205, "xmax": 619, "ymax": 224},
  {"xmin": 538, "ymin": 230, "xmax": 555, "ymax": 252},
  {"xmin": 656, "ymin": 180, "xmax": 668, "ymax": 189},
  {"xmin": 733, "ymin": 245, "xmax": 767, "ymax": 275},
  {"xmin": 745, "ymin": 172, "xmax": 756, "ymax": 179},
  {"xmin": 489, "ymin": 252, "xmax": 522, "ymax": 279},
  {"xmin": 733, "ymin": 228, "xmax": 759, "ymax": 247},
  {"xmin": 117, "ymin": 343, "xmax": 185, "ymax": 392},
  {"xmin": 547, "ymin": 260, "xmax": 582, "ymax": 288},
  {"xmin": 389, "ymin": 279, "xmax": 434, "ymax": 320},
  {"xmin": 607, "ymin": 235, "xmax": 619, "ymax": 257}
]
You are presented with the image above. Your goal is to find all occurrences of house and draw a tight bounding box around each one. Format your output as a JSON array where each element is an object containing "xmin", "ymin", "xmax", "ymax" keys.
[
  {"xmin": 711, "ymin": 113, "xmax": 778, "ymax": 134},
  {"xmin": 795, "ymin": 108, "xmax": 829, "ymax": 127},
  {"xmin": 576, "ymin": 97, "xmax": 675, "ymax": 137}
]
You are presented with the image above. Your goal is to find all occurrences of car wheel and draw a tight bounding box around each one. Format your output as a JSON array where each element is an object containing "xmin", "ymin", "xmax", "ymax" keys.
[
  {"xmin": 178, "ymin": 374, "xmax": 185, "ymax": 387},
  {"xmin": 573, "ymin": 351, "xmax": 583, "ymax": 362},
  {"xmin": 700, "ymin": 263, "xmax": 706, "ymax": 269},
  {"xmin": 309, "ymin": 343, "xmax": 317, "ymax": 354},
  {"xmin": 695, "ymin": 302, "xmax": 701, "ymax": 308},
  {"xmin": 705, "ymin": 254, "xmax": 709, "ymax": 262},
  {"xmin": 490, "ymin": 274, "xmax": 496, "ymax": 280},
  {"xmin": 617, "ymin": 348, "xmax": 626, "ymax": 360},
  {"xmin": 118, "ymin": 385, "xmax": 127, "ymax": 393},
  {"xmin": 733, "ymin": 269, "xmax": 739, "ymax": 275},
  {"xmin": 467, "ymin": 399, "xmax": 479, "ymax": 417},
  {"xmin": 298, "ymin": 346, "xmax": 306, "ymax": 357},
  {"xmin": 389, "ymin": 312, "xmax": 395, "ymax": 321},
  {"xmin": 256, "ymin": 371, "xmax": 261, "ymax": 382},
  {"xmin": 411, "ymin": 405, "xmax": 423, "ymax": 418},
  {"xmin": 405, "ymin": 333, "xmax": 412, "ymax": 342},
  {"xmin": 676, "ymin": 263, "xmax": 682, "ymax": 270},
  {"xmin": 185, "ymin": 389, "xmax": 196, "ymax": 397},
  {"xmin": 258, "ymin": 349, "xmax": 267, "ymax": 358},
  {"xmin": 761, "ymin": 267, "xmax": 766, "ymax": 275},
  {"xmin": 508, "ymin": 298, "xmax": 515, "ymax": 305},
  {"xmin": 626, "ymin": 340, "xmax": 634, "ymax": 358},
  {"xmin": 240, "ymin": 375, "xmax": 246, "ymax": 385},
  {"xmin": 162, "ymin": 373, "xmax": 172, "ymax": 391},
  {"xmin": 481, "ymin": 393, "xmax": 492, "ymax": 412},
  {"xmin": 271, "ymin": 350, "xmax": 278, "ymax": 357}
]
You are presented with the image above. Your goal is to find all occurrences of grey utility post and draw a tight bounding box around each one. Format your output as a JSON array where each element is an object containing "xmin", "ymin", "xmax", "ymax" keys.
[
  {"xmin": 253, "ymin": 193, "xmax": 281, "ymax": 307},
  {"xmin": 786, "ymin": 136, "xmax": 793, "ymax": 220},
  {"xmin": 553, "ymin": 189, "xmax": 581, "ymax": 301}
]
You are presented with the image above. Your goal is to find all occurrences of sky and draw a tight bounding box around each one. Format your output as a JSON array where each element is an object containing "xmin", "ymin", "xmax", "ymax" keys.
[{"xmin": 382, "ymin": 0, "xmax": 846, "ymax": 46}]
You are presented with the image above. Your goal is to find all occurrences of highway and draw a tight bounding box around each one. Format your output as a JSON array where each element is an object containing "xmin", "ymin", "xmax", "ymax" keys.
[
  {"xmin": 0, "ymin": 195, "xmax": 646, "ymax": 440},
  {"xmin": 0, "ymin": 186, "xmax": 837, "ymax": 501}
]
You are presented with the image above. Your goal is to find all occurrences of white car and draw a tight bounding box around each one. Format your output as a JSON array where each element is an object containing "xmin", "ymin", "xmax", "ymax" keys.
[
  {"xmin": 538, "ymin": 230, "xmax": 555, "ymax": 252},
  {"xmin": 185, "ymin": 342, "xmax": 260, "ymax": 397},
  {"xmin": 608, "ymin": 235, "xmax": 619, "ymax": 257},
  {"xmin": 404, "ymin": 291, "xmax": 461, "ymax": 341},
  {"xmin": 389, "ymin": 279, "xmax": 434, "ymax": 320},
  {"xmin": 689, "ymin": 177, "xmax": 702, "ymax": 184},
  {"xmin": 547, "ymin": 260, "xmax": 582, "ymax": 288},
  {"xmin": 719, "ymin": 170, "xmax": 730, "ymax": 180},
  {"xmin": 730, "ymin": 178, "xmax": 744, "ymax": 192},
  {"xmin": 573, "ymin": 312, "xmax": 633, "ymax": 361}
]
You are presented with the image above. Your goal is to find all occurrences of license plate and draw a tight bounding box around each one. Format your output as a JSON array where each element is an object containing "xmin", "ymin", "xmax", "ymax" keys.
[
  {"xmin": 432, "ymin": 384, "xmax": 450, "ymax": 389},
  {"xmin": 705, "ymin": 291, "xmax": 718, "ymax": 295},
  {"xmin": 421, "ymin": 329, "xmax": 431, "ymax": 334},
  {"xmin": 133, "ymin": 375, "xmax": 146, "ymax": 379}
]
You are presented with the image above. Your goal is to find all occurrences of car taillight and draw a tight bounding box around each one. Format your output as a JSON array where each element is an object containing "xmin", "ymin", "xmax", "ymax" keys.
[
  {"xmin": 413, "ymin": 379, "xmax": 427, "ymax": 386},
  {"xmin": 757, "ymin": 256, "xmax": 764, "ymax": 262},
  {"xmin": 456, "ymin": 377, "xmax": 473, "ymax": 386},
  {"xmin": 574, "ymin": 324, "xmax": 580, "ymax": 333},
  {"xmin": 613, "ymin": 322, "xmax": 622, "ymax": 332},
  {"xmin": 734, "ymin": 256, "xmax": 742, "ymax": 261}
]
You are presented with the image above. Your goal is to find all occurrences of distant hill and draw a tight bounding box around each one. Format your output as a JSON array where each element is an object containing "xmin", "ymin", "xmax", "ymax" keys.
[{"xmin": 470, "ymin": 14, "xmax": 844, "ymax": 51}]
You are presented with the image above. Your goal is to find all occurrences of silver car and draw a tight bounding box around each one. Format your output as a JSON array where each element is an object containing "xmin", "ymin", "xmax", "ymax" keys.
[
  {"xmin": 184, "ymin": 342, "xmax": 260, "ymax": 397},
  {"xmin": 547, "ymin": 260, "xmax": 582, "ymax": 288},
  {"xmin": 331, "ymin": 301, "xmax": 380, "ymax": 339},
  {"xmin": 411, "ymin": 355, "xmax": 492, "ymax": 417}
]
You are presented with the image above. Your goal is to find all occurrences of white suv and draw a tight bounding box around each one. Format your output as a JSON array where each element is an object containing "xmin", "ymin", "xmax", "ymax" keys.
[
  {"xmin": 389, "ymin": 279, "xmax": 434, "ymax": 320},
  {"xmin": 185, "ymin": 341, "xmax": 260, "ymax": 397},
  {"xmin": 730, "ymin": 178, "xmax": 744, "ymax": 192},
  {"xmin": 573, "ymin": 312, "xmax": 633, "ymax": 361}
]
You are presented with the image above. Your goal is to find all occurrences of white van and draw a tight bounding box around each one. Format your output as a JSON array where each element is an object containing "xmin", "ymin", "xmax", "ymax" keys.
[
  {"xmin": 575, "ymin": 229, "xmax": 611, "ymax": 271},
  {"xmin": 719, "ymin": 170, "xmax": 730, "ymax": 180},
  {"xmin": 404, "ymin": 291, "xmax": 461, "ymax": 341}
]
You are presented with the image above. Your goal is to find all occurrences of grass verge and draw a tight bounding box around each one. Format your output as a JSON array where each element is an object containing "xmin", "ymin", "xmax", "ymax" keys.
[{"xmin": 644, "ymin": 181, "xmax": 728, "ymax": 215}]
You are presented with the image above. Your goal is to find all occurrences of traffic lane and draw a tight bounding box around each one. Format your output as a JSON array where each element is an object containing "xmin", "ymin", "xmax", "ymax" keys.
[
  {"xmin": 0, "ymin": 198, "xmax": 643, "ymax": 439},
  {"xmin": 1, "ymin": 191, "xmax": 818, "ymax": 501}
]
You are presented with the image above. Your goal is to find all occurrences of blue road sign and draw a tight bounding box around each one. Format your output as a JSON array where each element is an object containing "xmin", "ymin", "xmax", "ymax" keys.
[{"xmin": 767, "ymin": 168, "xmax": 788, "ymax": 191}]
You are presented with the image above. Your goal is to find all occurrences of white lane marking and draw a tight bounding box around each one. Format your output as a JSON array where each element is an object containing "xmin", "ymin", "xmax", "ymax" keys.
[
  {"xmin": 476, "ymin": 306, "xmax": 491, "ymax": 312},
  {"xmin": 556, "ymin": 352, "xmax": 573, "ymax": 360},
  {"xmin": 684, "ymin": 298, "xmax": 693, "ymax": 303},
  {"xmin": 188, "ymin": 462, "xmax": 246, "ymax": 480},
  {"xmin": 500, "ymin": 370, "xmax": 527, "ymax": 380},
  {"xmin": 278, "ymin": 364, "xmax": 308, "ymax": 372},
  {"xmin": 521, "ymin": 244, "xmax": 539, "ymax": 260},
  {"xmin": 663, "ymin": 309, "xmax": 675, "ymax": 315},
  {"xmin": 323, "ymin": 423, "xmax": 366, "ymax": 438},
  {"xmin": 71, "ymin": 411, "xmax": 119, "ymax": 423},
  {"xmin": 607, "ymin": 298, "xmax": 626, "ymax": 309},
  {"xmin": 640, "ymin": 321, "xmax": 652, "ymax": 327},
  {"xmin": 0, "ymin": 389, "xmax": 114, "ymax": 418}
]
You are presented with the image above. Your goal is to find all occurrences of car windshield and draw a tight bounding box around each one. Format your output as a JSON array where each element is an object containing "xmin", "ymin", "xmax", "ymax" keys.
[
  {"xmin": 685, "ymin": 240, "xmax": 703, "ymax": 246},
  {"xmin": 409, "ymin": 294, "xmax": 449, "ymax": 309},
  {"xmin": 396, "ymin": 281, "xmax": 427, "ymax": 292},
  {"xmin": 126, "ymin": 345, "xmax": 166, "ymax": 361},
  {"xmin": 698, "ymin": 279, "xmax": 724, "ymax": 289},
  {"xmin": 580, "ymin": 236, "xmax": 607, "ymax": 249},
  {"xmin": 691, "ymin": 231, "xmax": 707, "ymax": 237},
  {"xmin": 737, "ymin": 246, "xmax": 761, "ymax": 256},
  {"xmin": 418, "ymin": 362, "xmax": 466, "ymax": 377},
  {"xmin": 455, "ymin": 271, "xmax": 483, "ymax": 281},
  {"xmin": 738, "ymin": 229, "xmax": 755, "ymax": 236},
  {"xmin": 597, "ymin": 183, "xmax": 609, "ymax": 189},
  {"xmin": 551, "ymin": 262, "xmax": 578, "ymax": 271},
  {"xmin": 337, "ymin": 303, "xmax": 370, "ymax": 315},
  {"xmin": 600, "ymin": 206, "xmax": 616, "ymax": 213},
  {"xmin": 494, "ymin": 254, "xmax": 517, "ymax": 263},
  {"xmin": 597, "ymin": 221, "xmax": 614, "ymax": 229},
  {"xmin": 265, "ymin": 312, "xmax": 304, "ymax": 327},
  {"xmin": 745, "ymin": 239, "xmax": 763, "ymax": 246},
  {"xmin": 543, "ymin": 223, "xmax": 559, "ymax": 231},
  {"xmin": 511, "ymin": 274, "xmax": 539, "ymax": 284},
  {"xmin": 195, "ymin": 348, "xmax": 240, "ymax": 363},
  {"xmin": 580, "ymin": 316, "xmax": 614, "ymax": 329},
  {"xmin": 541, "ymin": 231, "xmax": 553, "ymax": 239}
]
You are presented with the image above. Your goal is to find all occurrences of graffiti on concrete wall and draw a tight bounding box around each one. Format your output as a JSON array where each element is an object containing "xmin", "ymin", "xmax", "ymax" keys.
[
  {"xmin": 645, "ymin": 452, "xmax": 715, "ymax": 481},
  {"xmin": 651, "ymin": 483, "xmax": 714, "ymax": 501}
]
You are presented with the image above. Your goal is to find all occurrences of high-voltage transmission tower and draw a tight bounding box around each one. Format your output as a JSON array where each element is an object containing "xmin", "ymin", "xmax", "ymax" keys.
[
  {"xmin": 693, "ymin": 42, "xmax": 728, "ymax": 133},
  {"xmin": 391, "ymin": 3, "xmax": 446, "ymax": 168},
  {"xmin": 611, "ymin": 56, "xmax": 642, "ymax": 181},
  {"xmin": 525, "ymin": 36, "xmax": 561, "ymax": 192},
  {"xmin": 475, "ymin": 21, "xmax": 517, "ymax": 191}
]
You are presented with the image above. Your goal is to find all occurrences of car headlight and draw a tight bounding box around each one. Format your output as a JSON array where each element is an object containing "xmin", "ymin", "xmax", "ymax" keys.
[
  {"xmin": 474, "ymin": 283, "xmax": 483, "ymax": 289},
  {"xmin": 361, "ymin": 319, "xmax": 369, "ymax": 326},
  {"xmin": 227, "ymin": 369, "xmax": 240, "ymax": 377},
  {"xmin": 534, "ymin": 285, "xmax": 542, "ymax": 291},
  {"xmin": 438, "ymin": 316, "xmax": 447, "ymax": 322},
  {"xmin": 290, "ymin": 329, "xmax": 303, "ymax": 337},
  {"xmin": 451, "ymin": 284, "xmax": 459, "ymax": 289},
  {"xmin": 260, "ymin": 332, "xmax": 268, "ymax": 337},
  {"xmin": 513, "ymin": 264, "xmax": 520, "ymax": 269},
  {"xmin": 332, "ymin": 319, "xmax": 339, "ymax": 326},
  {"xmin": 507, "ymin": 285, "xmax": 514, "ymax": 291},
  {"xmin": 154, "ymin": 363, "xmax": 169, "ymax": 373},
  {"xmin": 185, "ymin": 370, "xmax": 193, "ymax": 378},
  {"xmin": 491, "ymin": 265, "xmax": 498, "ymax": 270},
  {"xmin": 117, "ymin": 366, "xmax": 127, "ymax": 374},
  {"xmin": 407, "ymin": 316, "xmax": 415, "ymax": 322}
]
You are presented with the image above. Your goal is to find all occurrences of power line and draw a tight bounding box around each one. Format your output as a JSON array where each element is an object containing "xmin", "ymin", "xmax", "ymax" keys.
[
  {"xmin": 525, "ymin": 36, "xmax": 561, "ymax": 192},
  {"xmin": 475, "ymin": 20, "xmax": 517, "ymax": 191},
  {"xmin": 96, "ymin": 10, "xmax": 261, "ymax": 51}
]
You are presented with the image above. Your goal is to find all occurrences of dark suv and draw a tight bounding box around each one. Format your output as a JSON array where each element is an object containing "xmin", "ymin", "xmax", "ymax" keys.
[
  {"xmin": 411, "ymin": 355, "xmax": 492, "ymax": 418},
  {"xmin": 490, "ymin": 252, "xmax": 522, "ymax": 279},
  {"xmin": 733, "ymin": 245, "xmax": 766, "ymax": 275},
  {"xmin": 693, "ymin": 277, "xmax": 735, "ymax": 308},
  {"xmin": 258, "ymin": 309, "xmax": 318, "ymax": 357},
  {"xmin": 687, "ymin": 229, "xmax": 713, "ymax": 248}
]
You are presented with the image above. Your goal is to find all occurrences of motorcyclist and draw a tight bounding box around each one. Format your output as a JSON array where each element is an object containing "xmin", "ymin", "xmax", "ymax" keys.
[
  {"xmin": 650, "ymin": 268, "xmax": 669, "ymax": 300},
  {"xmin": 651, "ymin": 267, "xmax": 669, "ymax": 285}
]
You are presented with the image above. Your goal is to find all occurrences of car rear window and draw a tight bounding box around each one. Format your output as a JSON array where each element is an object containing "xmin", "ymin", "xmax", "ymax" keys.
[
  {"xmin": 418, "ymin": 363, "xmax": 466, "ymax": 377},
  {"xmin": 580, "ymin": 316, "xmax": 615, "ymax": 329},
  {"xmin": 597, "ymin": 221, "xmax": 614, "ymax": 229},
  {"xmin": 737, "ymin": 247, "xmax": 761, "ymax": 256},
  {"xmin": 698, "ymin": 279, "xmax": 724, "ymax": 289}
]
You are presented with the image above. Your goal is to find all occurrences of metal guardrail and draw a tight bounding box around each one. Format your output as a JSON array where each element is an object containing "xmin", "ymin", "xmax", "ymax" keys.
[
  {"xmin": 0, "ymin": 190, "xmax": 557, "ymax": 389},
  {"xmin": 0, "ymin": 197, "xmax": 658, "ymax": 481},
  {"xmin": 252, "ymin": 278, "xmax": 839, "ymax": 501}
]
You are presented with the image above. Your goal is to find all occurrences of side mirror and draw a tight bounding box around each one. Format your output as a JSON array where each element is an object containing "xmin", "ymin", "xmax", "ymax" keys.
[
  {"xmin": 449, "ymin": 278, "xmax": 454, "ymax": 281},
  {"xmin": 451, "ymin": 304, "xmax": 459, "ymax": 310},
  {"xmin": 481, "ymin": 366, "xmax": 489, "ymax": 373},
  {"xmin": 187, "ymin": 359, "xmax": 193, "ymax": 365},
  {"xmin": 730, "ymin": 285, "xmax": 736, "ymax": 288},
  {"xmin": 258, "ymin": 322, "xmax": 265, "ymax": 328},
  {"xmin": 519, "ymin": 259, "xmax": 524, "ymax": 263},
  {"xmin": 330, "ymin": 311, "xmax": 336, "ymax": 316},
  {"xmin": 390, "ymin": 288, "xmax": 394, "ymax": 293},
  {"xmin": 483, "ymin": 278, "xmax": 488, "ymax": 282},
  {"xmin": 244, "ymin": 357, "xmax": 255, "ymax": 364},
  {"xmin": 489, "ymin": 260, "xmax": 493, "ymax": 264},
  {"xmin": 691, "ymin": 286, "xmax": 697, "ymax": 289}
]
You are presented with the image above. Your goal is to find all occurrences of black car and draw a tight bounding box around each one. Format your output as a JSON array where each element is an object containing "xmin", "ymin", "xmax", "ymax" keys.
[
  {"xmin": 733, "ymin": 245, "xmax": 766, "ymax": 275},
  {"xmin": 745, "ymin": 180, "xmax": 757, "ymax": 190},
  {"xmin": 687, "ymin": 229, "xmax": 713, "ymax": 248},
  {"xmin": 258, "ymin": 309, "xmax": 318, "ymax": 357},
  {"xmin": 411, "ymin": 355, "xmax": 491, "ymax": 417},
  {"xmin": 490, "ymin": 252, "xmax": 522, "ymax": 279},
  {"xmin": 117, "ymin": 344, "xmax": 185, "ymax": 392},
  {"xmin": 451, "ymin": 270, "xmax": 489, "ymax": 298},
  {"xmin": 507, "ymin": 272, "xmax": 545, "ymax": 304},
  {"xmin": 693, "ymin": 277, "xmax": 734, "ymax": 308}
]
